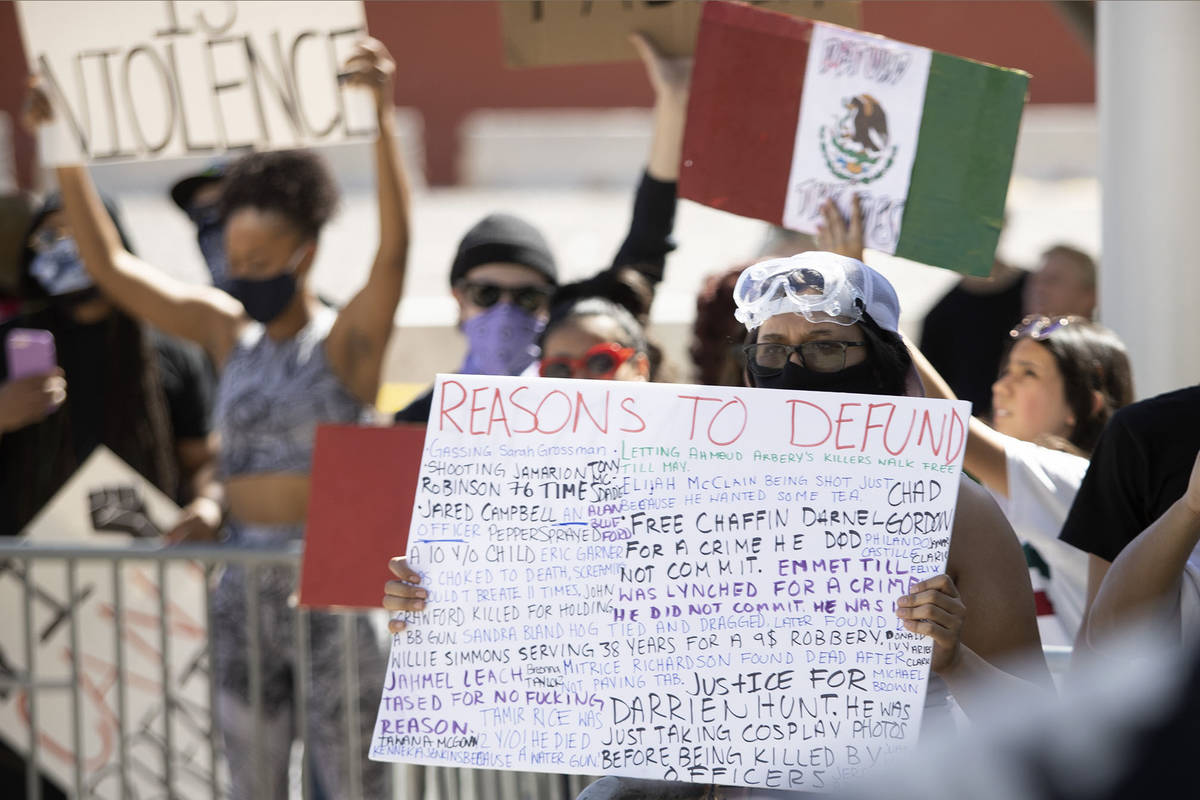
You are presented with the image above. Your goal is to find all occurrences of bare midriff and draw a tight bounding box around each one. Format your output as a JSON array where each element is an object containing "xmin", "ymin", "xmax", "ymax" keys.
[{"xmin": 226, "ymin": 473, "xmax": 310, "ymax": 526}]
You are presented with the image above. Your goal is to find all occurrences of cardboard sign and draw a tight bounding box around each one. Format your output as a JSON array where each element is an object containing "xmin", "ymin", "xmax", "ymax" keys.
[
  {"xmin": 499, "ymin": 0, "xmax": 860, "ymax": 67},
  {"xmin": 298, "ymin": 424, "xmax": 424, "ymax": 610},
  {"xmin": 0, "ymin": 447, "xmax": 221, "ymax": 799},
  {"xmin": 369, "ymin": 375, "xmax": 970, "ymax": 792},
  {"xmin": 15, "ymin": 0, "xmax": 372, "ymax": 165},
  {"xmin": 679, "ymin": 2, "xmax": 1028, "ymax": 276}
]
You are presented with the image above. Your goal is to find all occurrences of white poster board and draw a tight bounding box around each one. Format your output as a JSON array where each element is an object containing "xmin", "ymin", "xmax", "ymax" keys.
[
  {"xmin": 782, "ymin": 23, "xmax": 932, "ymax": 254},
  {"xmin": 370, "ymin": 375, "xmax": 970, "ymax": 792},
  {"xmin": 0, "ymin": 447, "xmax": 221, "ymax": 799},
  {"xmin": 15, "ymin": 0, "xmax": 371, "ymax": 165}
]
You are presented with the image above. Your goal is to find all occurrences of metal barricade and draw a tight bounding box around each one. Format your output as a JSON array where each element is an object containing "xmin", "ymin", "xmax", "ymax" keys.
[{"xmin": 0, "ymin": 540, "xmax": 593, "ymax": 800}]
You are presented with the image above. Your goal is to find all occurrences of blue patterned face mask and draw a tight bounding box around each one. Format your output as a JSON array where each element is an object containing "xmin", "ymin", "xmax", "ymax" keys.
[
  {"xmin": 460, "ymin": 303, "xmax": 546, "ymax": 376},
  {"xmin": 29, "ymin": 236, "xmax": 94, "ymax": 296}
]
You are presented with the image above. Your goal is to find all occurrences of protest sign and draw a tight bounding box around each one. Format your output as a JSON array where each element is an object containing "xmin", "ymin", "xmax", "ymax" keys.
[
  {"xmin": 15, "ymin": 0, "xmax": 371, "ymax": 165},
  {"xmin": 370, "ymin": 374, "xmax": 970, "ymax": 792},
  {"xmin": 0, "ymin": 447, "xmax": 220, "ymax": 799},
  {"xmin": 679, "ymin": 1, "xmax": 1029, "ymax": 276},
  {"xmin": 298, "ymin": 423, "xmax": 424, "ymax": 609},
  {"xmin": 499, "ymin": 0, "xmax": 860, "ymax": 67}
]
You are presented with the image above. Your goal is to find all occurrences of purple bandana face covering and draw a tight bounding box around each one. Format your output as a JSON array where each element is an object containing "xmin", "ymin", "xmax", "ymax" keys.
[{"xmin": 460, "ymin": 303, "xmax": 545, "ymax": 376}]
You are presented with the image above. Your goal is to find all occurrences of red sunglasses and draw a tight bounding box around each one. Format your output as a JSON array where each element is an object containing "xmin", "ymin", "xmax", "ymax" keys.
[{"xmin": 539, "ymin": 342, "xmax": 636, "ymax": 380}]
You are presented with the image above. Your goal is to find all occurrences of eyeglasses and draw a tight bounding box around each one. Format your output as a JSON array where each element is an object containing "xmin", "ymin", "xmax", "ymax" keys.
[
  {"xmin": 460, "ymin": 282, "xmax": 553, "ymax": 314},
  {"xmin": 1010, "ymin": 315, "xmax": 1083, "ymax": 341},
  {"xmin": 540, "ymin": 342, "xmax": 636, "ymax": 380},
  {"xmin": 742, "ymin": 340, "xmax": 866, "ymax": 375}
]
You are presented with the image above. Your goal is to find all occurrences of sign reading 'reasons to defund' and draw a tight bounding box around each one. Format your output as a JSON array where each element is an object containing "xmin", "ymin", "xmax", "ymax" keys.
[
  {"xmin": 370, "ymin": 374, "xmax": 971, "ymax": 792},
  {"xmin": 15, "ymin": 0, "xmax": 371, "ymax": 165}
]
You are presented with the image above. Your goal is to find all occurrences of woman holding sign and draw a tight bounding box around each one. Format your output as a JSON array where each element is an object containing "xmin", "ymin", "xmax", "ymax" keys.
[
  {"xmin": 29, "ymin": 37, "xmax": 407, "ymax": 800},
  {"xmin": 385, "ymin": 253, "xmax": 1053, "ymax": 798}
]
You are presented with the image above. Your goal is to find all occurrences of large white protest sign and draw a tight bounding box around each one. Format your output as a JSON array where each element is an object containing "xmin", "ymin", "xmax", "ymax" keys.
[
  {"xmin": 16, "ymin": 0, "xmax": 371, "ymax": 165},
  {"xmin": 0, "ymin": 447, "xmax": 221, "ymax": 799},
  {"xmin": 783, "ymin": 24, "xmax": 931, "ymax": 254},
  {"xmin": 370, "ymin": 375, "xmax": 970, "ymax": 792}
]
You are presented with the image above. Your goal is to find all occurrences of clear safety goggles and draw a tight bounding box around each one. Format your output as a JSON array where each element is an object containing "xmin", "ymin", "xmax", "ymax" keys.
[{"xmin": 732, "ymin": 254, "xmax": 865, "ymax": 331}]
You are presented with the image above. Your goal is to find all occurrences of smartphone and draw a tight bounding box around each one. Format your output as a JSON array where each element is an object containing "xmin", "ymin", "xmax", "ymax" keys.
[{"xmin": 5, "ymin": 328, "xmax": 57, "ymax": 380}]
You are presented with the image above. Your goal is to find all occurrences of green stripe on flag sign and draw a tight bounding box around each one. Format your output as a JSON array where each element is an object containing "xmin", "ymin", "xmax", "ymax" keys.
[{"xmin": 895, "ymin": 52, "xmax": 1029, "ymax": 277}]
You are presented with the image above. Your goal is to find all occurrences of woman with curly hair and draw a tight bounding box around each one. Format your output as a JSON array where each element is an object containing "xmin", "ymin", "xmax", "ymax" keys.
[{"xmin": 29, "ymin": 38, "xmax": 408, "ymax": 800}]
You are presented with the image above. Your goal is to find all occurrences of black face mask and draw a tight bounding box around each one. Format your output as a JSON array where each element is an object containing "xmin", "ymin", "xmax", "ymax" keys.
[
  {"xmin": 752, "ymin": 359, "xmax": 885, "ymax": 395},
  {"xmin": 227, "ymin": 272, "xmax": 297, "ymax": 324}
]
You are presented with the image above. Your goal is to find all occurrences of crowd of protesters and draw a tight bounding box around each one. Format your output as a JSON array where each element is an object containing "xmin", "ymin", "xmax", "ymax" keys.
[{"xmin": 2, "ymin": 29, "xmax": 1198, "ymax": 800}]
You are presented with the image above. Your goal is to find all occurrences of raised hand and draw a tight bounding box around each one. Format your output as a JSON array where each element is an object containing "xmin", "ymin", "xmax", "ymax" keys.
[
  {"xmin": 629, "ymin": 32, "xmax": 691, "ymax": 107},
  {"xmin": 815, "ymin": 196, "xmax": 865, "ymax": 261},
  {"xmin": 341, "ymin": 37, "xmax": 397, "ymax": 113},
  {"xmin": 20, "ymin": 79, "xmax": 54, "ymax": 132}
]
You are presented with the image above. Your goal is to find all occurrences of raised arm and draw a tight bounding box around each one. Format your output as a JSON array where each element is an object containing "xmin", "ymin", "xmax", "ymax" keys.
[
  {"xmin": 55, "ymin": 166, "xmax": 243, "ymax": 363},
  {"xmin": 24, "ymin": 85, "xmax": 243, "ymax": 363},
  {"xmin": 608, "ymin": 34, "xmax": 689, "ymax": 282},
  {"xmin": 1083, "ymin": 450, "xmax": 1200, "ymax": 646},
  {"xmin": 326, "ymin": 38, "xmax": 411, "ymax": 405}
]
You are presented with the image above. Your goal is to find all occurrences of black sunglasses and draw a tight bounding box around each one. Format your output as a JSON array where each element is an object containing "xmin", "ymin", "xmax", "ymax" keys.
[{"xmin": 459, "ymin": 282, "xmax": 552, "ymax": 314}]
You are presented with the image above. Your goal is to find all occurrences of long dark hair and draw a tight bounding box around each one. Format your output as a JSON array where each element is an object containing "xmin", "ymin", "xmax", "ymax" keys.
[
  {"xmin": 1008, "ymin": 317, "xmax": 1134, "ymax": 455},
  {"xmin": 0, "ymin": 197, "xmax": 177, "ymax": 534}
]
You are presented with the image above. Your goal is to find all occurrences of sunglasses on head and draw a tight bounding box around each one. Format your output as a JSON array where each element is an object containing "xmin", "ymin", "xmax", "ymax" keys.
[
  {"xmin": 1010, "ymin": 315, "xmax": 1081, "ymax": 341},
  {"xmin": 460, "ymin": 281, "xmax": 552, "ymax": 314},
  {"xmin": 539, "ymin": 342, "xmax": 636, "ymax": 380}
]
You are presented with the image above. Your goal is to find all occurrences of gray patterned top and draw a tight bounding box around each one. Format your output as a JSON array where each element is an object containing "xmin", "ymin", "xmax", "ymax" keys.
[{"xmin": 213, "ymin": 306, "xmax": 366, "ymax": 478}]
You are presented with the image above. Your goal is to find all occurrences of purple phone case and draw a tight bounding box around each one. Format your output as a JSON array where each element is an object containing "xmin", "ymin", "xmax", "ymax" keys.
[{"xmin": 5, "ymin": 328, "xmax": 57, "ymax": 379}]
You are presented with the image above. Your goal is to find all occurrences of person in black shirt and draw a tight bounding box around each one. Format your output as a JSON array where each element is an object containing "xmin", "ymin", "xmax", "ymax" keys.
[{"xmin": 1060, "ymin": 385, "xmax": 1200, "ymax": 650}]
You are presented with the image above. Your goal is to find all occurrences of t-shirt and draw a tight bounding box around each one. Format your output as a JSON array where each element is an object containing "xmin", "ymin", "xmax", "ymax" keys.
[
  {"xmin": 1060, "ymin": 386, "xmax": 1200, "ymax": 562},
  {"xmin": 989, "ymin": 437, "xmax": 1090, "ymax": 639}
]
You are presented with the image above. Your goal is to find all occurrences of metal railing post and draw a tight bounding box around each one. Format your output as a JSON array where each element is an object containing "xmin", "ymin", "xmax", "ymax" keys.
[
  {"xmin": 157, "ymin": 559, "xmax": 175, "ymax": 795},
  {"xmin": 22, "ymin": 556, "xmax": 41, "ymax": 800},
  {"xmin": 112, "ymin": 559, "xmax": 130, "ymax": 799},
  {"xmin": 67, "ymin": 559, "xmax": 84, "ymax": 798}
]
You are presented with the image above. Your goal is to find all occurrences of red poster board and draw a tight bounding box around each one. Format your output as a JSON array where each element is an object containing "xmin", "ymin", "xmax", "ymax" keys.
[
  {"xmin": 298, "ymin": 424, "xmax": 424, "ymax": 609},
  {"xmin": 679, "ymin": 1, "xmax": 815, "ymax": 224}
]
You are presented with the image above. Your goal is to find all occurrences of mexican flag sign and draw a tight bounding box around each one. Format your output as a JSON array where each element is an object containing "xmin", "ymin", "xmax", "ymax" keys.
[{"xmin": 679, "ymin": 1, "xmax": 1030, "ymax": 276}]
